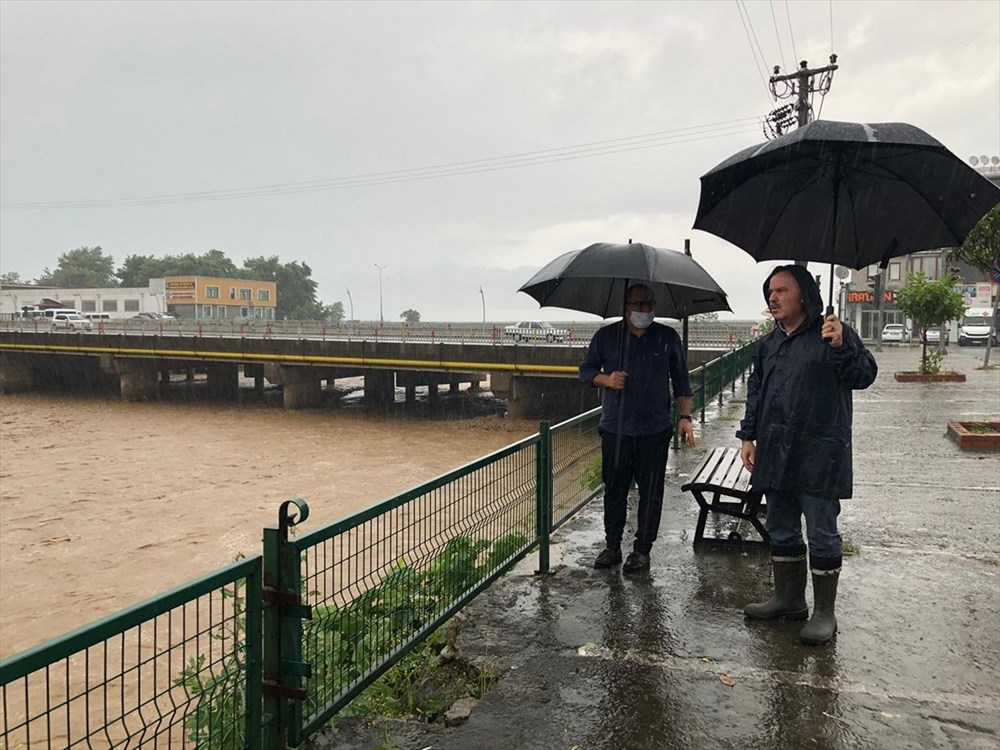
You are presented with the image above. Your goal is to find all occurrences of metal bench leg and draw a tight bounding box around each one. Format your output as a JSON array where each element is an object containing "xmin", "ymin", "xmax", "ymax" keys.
[{"xmin": 692, "ymin": 489, "xmax": 710, "ymax": 546}]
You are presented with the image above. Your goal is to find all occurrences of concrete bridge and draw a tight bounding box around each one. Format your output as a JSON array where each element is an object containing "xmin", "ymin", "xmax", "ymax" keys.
[{"xmin": 0, "ymin": 325, "xmax": 752, "ymax": 419}]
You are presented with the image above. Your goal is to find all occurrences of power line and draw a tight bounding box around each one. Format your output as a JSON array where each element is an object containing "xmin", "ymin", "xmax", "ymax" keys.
[
  {"xmin": 1, "ymin": 118, "xmax": 763, "ymax": 210},
  {"xmin": 829, "ymin": 0, "xmax": 835, "ymax": 54},
  {"xmin": 769, "ymin": 0, "xmax": 788, "ymax": 73},
  {"xmin": 784, "ymin": 0, "xmax": 799, "ymax": 66},
  {"xmin": 735, "ymin": 0, "xmax": 772, "ymax": 105}
]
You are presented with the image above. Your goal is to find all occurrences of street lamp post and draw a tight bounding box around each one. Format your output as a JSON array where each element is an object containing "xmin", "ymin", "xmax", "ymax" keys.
[
  {"xmin": 479, "ymin": 286, "xmax": 486, "ymax": 335},
  {"xmin": 374, "ymin": 264, "xmax": 387, "ymax": 323},
  {"xmin": 346, "ymin": 287, "xmax": 354, "ymax": 334}
]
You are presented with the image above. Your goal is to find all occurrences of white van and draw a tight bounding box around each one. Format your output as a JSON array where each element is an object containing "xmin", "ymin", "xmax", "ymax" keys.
[
  {"xmin": 84, "ymin": 313, "xmax": 112, "ymax": 323},
  {"xmin": 20, "ymin": 307, "xmax": 80, "ymax": 323},
  {"xmin": 958, "ymin": 309, "xmax": 998, "ymax": 346}
]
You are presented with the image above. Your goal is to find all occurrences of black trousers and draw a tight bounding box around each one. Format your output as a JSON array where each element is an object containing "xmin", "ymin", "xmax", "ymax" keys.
[{"xmin": 601, "ymin": 428, "xmax": 671, "ymax": 554}]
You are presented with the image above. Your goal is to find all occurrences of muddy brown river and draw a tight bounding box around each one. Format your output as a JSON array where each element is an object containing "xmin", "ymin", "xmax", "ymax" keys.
[{"xmin": 0, "ymin": 391, "xmax": 539, "ymax": 658}]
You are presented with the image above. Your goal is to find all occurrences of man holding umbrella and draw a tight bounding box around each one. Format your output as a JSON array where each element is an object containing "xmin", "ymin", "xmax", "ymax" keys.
[
  {"xmin": 580, "ymin": 283, "xmax": 697, "ymax": 573},
  {"xmin": 737, "ymin": 265, "xmax": 877, "ymax": 645}
]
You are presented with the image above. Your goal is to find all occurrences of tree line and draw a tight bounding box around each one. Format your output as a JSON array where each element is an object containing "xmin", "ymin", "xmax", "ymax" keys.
[{"xmin": 0, "ymin": 246, "xmax": 345, "ymax": 321}]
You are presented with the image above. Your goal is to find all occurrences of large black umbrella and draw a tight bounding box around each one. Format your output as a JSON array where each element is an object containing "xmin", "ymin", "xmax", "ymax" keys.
[
  {"xmin": 693, "ymin": 120, "xmax": 1000, "ymax": 311},
  {"xmin": 518, "ymin": 241, "xmax": 731, "ymax": 320}
]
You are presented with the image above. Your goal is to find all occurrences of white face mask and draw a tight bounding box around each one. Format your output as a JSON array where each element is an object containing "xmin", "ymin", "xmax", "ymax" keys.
[{"xmin": 629, "ymin": 310, "xmax": 655, "ymax": 329}]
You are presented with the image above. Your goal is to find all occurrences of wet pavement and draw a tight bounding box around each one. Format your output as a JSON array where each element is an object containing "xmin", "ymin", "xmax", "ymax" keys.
[{"xmin": 324, "ymin": 346, "xmax": 1000, "ymax": 750}]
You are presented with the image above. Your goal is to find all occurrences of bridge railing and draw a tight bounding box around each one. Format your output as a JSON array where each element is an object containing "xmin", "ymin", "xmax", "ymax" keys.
[
  {"xmin": 0, "ymin": 317, "xmax": 761, "ymax": 347},
  {"xmin": 0, "ymin": 343, "xmax": 755, "ymax": 748}
]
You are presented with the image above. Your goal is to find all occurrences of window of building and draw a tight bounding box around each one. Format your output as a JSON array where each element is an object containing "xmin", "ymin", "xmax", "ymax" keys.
[
  {"xmin": 124, "ymin": 299, "xmax": 140, "ymax": 311},
  {"xmin": 265, "ymin": 308, "xmax": 274, "ymax": 320},
  {"xmin": 230, "ymin": 287, "xmax": 236, "ymax": 299},
  {"xmin": 202, "ymin": 305, "xmax": 214, "ymax": 318},
  {"xmin": 102, "ymin": 300, "xmax": 118, "ymax": 312},
  {"xmin": 241, "ymin": 307, "xmax": 249, "ymax": 317},
  {"xmin": 206, "ymin": 286, "xmax": 220, "ymax": 299},
  {"xmin": 217, "ymin": 306, "xmax": 227, "ymax": 318},
  {"xmin": 913, "ymin": 256, "xmax": 938, "ymax": 279},
  {"xmin": 258, "ymin": 288, "xmax": 270, "ymax": 302},
  {"xmin": 254, "ymin": 307, "xmax": 263, "ymax": 318},
  {"xmin": 889, "ymin": 263, "xmax": 901, "ymax": 282},
  {"xmin": 240, "ymin": 288, "xmax": 251, "ymax": 300},
  {"xmin": 81, "ymin": 300, "xmax": 96, "ymax": 312}
]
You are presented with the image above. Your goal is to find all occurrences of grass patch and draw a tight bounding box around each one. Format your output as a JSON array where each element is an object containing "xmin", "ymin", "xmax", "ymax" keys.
[{"xmin": 842, "ymin": 538, "xmax": 861, "ymax": 557}]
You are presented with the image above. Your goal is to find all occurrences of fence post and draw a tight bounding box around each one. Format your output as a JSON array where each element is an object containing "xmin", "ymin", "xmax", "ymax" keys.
[
  {"xmin": 536, "ymin": 422, "xmax": 552, "ymax": 573},
  {"xmin": 245, "ymin": 557, "xmax": 264, "ymax": 750},
  {"xmin": 700, "ymin": 366, "xmax": 707, "ymax": 423},
  {"xmin": 262, "ymin": 498, "xmax": 312, "ymax": 750}
]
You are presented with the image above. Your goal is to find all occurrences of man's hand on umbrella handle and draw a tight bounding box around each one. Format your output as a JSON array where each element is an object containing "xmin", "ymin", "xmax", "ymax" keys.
[
  {"xmin": 740, "ymin": 440, "xmax": 755, "ymax": 473},
  {"xmin": 598, "ymin": 371, "xmax": 628, "ymax": 390},
  {"xmin": 822, "ymin": 314, "xmax": 844, "ymax": 348}
]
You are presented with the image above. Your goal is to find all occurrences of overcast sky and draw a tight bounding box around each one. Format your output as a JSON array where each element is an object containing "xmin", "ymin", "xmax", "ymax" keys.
[{"xmin": 1, "ymin": 0, "xmax": 997, "ymax": 322}]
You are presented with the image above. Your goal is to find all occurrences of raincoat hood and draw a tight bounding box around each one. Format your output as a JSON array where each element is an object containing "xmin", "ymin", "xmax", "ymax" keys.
[{"xmin": 762, "ymin": 264, "xmax": 824, "ymax": 324}]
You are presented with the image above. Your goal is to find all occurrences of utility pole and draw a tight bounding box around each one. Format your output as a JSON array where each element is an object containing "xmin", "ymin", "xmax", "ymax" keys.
[
  {"xmin": 769, "ymin": 55, "xmax": 839, "ymax": 130},
  {"xmin": 767, "ymin": 55, "xmax": 839, "ymax": 269},
  {"xmin": 373, "ymin": 264, "xmax": 386, "ymax": 323}
]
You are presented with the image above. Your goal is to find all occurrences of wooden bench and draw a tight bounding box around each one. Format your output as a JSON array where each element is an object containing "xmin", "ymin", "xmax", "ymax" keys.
[{"xmin": 681, "ymin": 447, "xmax": 769, "ymax": 548}]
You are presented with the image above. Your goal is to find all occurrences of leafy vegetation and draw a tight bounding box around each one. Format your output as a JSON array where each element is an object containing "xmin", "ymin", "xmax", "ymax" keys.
[
  {"xmin": 174, "ymin": 533, "xmax": 527, "ymax": 746},
  {"xmin": 895, "ymin": 271, "xmax": 965, "ymax": 374},
  {"xmin": 400, "ymin": 309, "xmax": 421, "ymax": 323}
]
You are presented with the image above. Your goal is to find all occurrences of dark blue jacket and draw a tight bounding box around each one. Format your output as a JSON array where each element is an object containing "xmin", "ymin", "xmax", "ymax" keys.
[
  {"xmin": 580, "ymin": 320, "xmax": 693, "ymax": 436},
  {"xmin": 736, "ymin": 265, "xmax": 878, "ymax": 499}
]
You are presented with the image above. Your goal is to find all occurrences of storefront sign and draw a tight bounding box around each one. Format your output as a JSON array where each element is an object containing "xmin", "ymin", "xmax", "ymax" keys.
[{"xmin": 846, "ymin": 290, "xmax": 896, "ymax": 304}]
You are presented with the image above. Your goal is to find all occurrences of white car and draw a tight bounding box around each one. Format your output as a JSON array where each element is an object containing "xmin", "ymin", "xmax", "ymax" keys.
[
  {"xmin": 50, "ymin": 313, "xmax": 93, "ymax": 332},
  {"xmin": 504, "ymin": 321, "xmax": 568, "ymax": 343},
  {"xmin": 880, "ymin": 324, "xmax": 909, "ymax": 343},
  {"xmin": 923, "ymin": 327, "xmax": 949, "ymax": 344}
]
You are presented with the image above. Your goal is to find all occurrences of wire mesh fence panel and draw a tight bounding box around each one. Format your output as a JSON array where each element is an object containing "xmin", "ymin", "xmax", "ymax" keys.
[
  {"xmin": 0, "ymin": 557, "xmax": 261, "ymax": 750},
  {"xmin": 549, "ymin": 408, "xmax": 603, "ymax": 529},
  {"xmin": 294, "ymin": 437, "xmax": 540, "ymax": 734}
]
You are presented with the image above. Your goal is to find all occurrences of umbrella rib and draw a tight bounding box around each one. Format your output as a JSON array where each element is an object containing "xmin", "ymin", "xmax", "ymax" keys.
[
  {"xmin": 849, "ymin": 152, "xmax": 982, "ymax": 241},
  {"xmin": 754, "ymin": 168, "xmax": 826, "ymax": 255}
]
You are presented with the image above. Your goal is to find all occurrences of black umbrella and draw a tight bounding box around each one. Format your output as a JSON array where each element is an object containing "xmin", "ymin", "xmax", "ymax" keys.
[
  {"xmin": 518, "ymin": 241, "xmax": 731, "ymax": 320},
  {"xmin": 693, "ymin": 120, "xmax": 1000, "ymax": 312}
]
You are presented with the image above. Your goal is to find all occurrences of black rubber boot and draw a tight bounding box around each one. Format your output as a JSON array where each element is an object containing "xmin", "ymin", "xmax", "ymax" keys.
[
  {"xmin": 800, "ymin": 561, "xmax": 840, "ymax": 645},
  {"xmin": 744, "ymin": 547, "xmax": 809, "ymax": 620}
]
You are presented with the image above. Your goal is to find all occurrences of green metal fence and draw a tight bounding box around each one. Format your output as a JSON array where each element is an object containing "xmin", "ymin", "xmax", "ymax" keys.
[
  {"xmin": 0, "ymin": 556, "xmax": 263, "ymax": 749},
  {"xmin": 0, "ymin": 342, "xmax": 754, "ymax": 748}
]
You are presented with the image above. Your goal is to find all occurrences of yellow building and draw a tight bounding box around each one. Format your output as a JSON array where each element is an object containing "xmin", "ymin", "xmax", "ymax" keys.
[{"xmin": 164, "ymin": 276, "xmax": 278, "ymax": 320}]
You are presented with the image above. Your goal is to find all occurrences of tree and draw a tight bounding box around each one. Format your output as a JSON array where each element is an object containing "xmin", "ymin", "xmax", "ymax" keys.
[
  {"xmin": 324, "ymin": 301, "xmax": 345, "ymax": 323},
  {"xmin": 948, "ymin": 206, "xmax": 999, "ymax": 366},
  {"xmin": 895, "ymin": 272, "xmax": 966, "ymax": 374},
  {"xmin": 35, "ymin": 246, "xmax": 118, "ymax": 287},
  {"xmin": 949, "ymin": 205, "xmax": 1000, "ymax": 274},
  {"xmin": 400, "ymin": 309, "xmax": 421, "ymax": 323},
  {"xmin": 241, "ymin": 256, "xmax": 319, "ymax": 320},
  {"xmin": 117, "ymin": 254, "xmax": 168, "ymax": 287},
  {"xmin": 690, "ymin": 311, "xmax": 719, "ymax": 321},
  {"xmin": 0, "ymin": 271, "xmax": 22, "ymax": 284}
]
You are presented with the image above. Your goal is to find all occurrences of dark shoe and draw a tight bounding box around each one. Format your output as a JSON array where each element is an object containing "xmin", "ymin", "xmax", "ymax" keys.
[
  {"xmin": 594, "ymin": 547, "xmax": 622, "ymax": 568},
  {"xmin": 622, "ymin": 551, "xmax": 650, "ymax": 573}
]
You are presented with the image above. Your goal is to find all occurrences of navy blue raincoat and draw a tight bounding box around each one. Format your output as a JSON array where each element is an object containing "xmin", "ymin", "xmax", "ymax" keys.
[{"xmin": 736, "ymin": 265, "xmax": 878, "ymax": 499}]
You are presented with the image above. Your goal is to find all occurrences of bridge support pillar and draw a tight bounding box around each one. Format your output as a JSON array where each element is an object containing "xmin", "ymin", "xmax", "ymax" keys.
[
  {"xmin": 206, "ymin": 363, "xmax": 240, "ymax": 399},
  {"xmin": 405, "ymin": 384, "xmax": 416, "ymax": 403},
  {"xmin": 244, "ymin": 363, "xmax": 265, "ymax": 395},
  {"xmin": 0, "ymin": 353, "xmax": 34, "ymax": 393},
  {"xmin": 281, "ymin": 366, "xmax": 322, "ymax": 409},
  {"xmin": 118, "ymin": 360, "xmax": 159, "ymax": 402},
  {"xmin": 494, "ymin": 375, "xmax": 598, "ymax": 421},
  {"xmin": 365, "ymin": 370, "xmax": 396, "ymax": 411}
]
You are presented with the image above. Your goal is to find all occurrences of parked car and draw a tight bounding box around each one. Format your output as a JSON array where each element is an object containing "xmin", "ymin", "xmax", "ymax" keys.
[
  {"xmin": 880, "ymin": 323, "xmax": 910, "ymax": 343},
  {"xmin": 132, "ymin": 312, "xmax": 179, "ymax": 322},
  {"xmin": 923, "ymin": 327, "xmax": 949, "ymax": 344},
  {"xmin": 504, "ymin": 321, "xmax": 568, "ymax": 343},
  {"xmin": 50, "ymin": 312, "xmax": 93, "ymax": 332}
]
